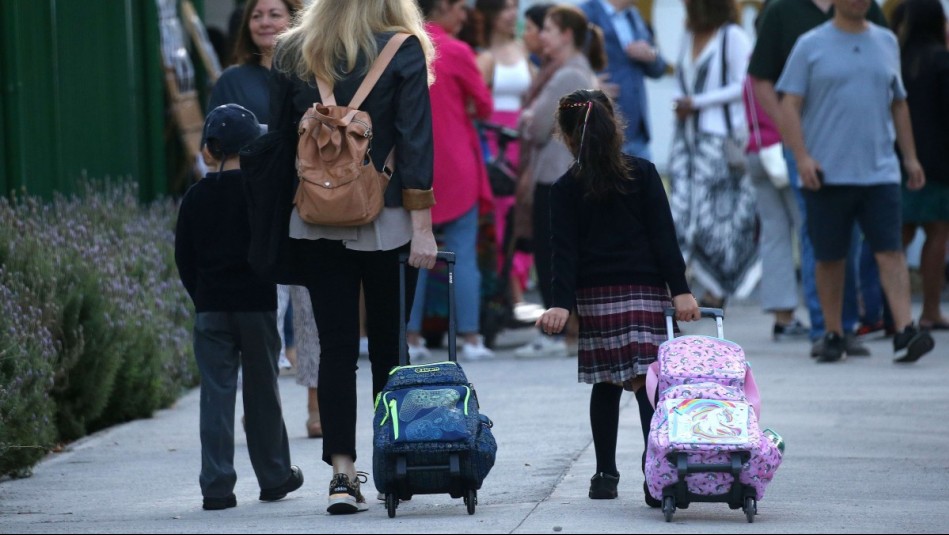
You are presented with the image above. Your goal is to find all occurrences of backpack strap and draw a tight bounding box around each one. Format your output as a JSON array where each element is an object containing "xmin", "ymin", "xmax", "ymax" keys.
[
  {"xmin": 350, "ymin": 33, "xmax": 410, "ymax": 109},
  {"xmin": 317, "ymin": 33, "xmax": 411, "ymax": 109}
]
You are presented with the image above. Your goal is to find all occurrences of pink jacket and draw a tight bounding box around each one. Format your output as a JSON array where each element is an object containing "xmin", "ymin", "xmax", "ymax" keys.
[
  {"xmin": 426, "ymin": 23, "xmax": 494, "ymax": 224},
  {"xmin": 742, "ymin": 76, "xmax": 782, "ymax": 153}
]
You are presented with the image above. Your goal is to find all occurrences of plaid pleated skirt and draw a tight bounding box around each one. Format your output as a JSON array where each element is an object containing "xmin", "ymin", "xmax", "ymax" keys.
[{"xmin": 576, "ymin": 284, "xmax": 675, "ymax": 391}]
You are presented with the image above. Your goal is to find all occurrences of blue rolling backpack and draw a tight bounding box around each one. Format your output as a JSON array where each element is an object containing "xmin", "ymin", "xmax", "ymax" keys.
[{"xmin": 372, "ymin": 252, "xmax": 497, "ymax": 517}]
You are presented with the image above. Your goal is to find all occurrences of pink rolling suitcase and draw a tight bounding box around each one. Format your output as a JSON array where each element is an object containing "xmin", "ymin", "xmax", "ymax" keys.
[{"xmin": 644, "ymin": 308, "xmax": 783, "ymax": 523}]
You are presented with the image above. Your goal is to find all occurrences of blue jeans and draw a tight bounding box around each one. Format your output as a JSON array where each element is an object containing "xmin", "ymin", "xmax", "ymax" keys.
[
  {"xmin": 785, "ymin": 148, "xmax": 862, "ymax": 339},
  {"xmin": 408, "ymin": 205, "xmax": 481, "ymax": 334}
]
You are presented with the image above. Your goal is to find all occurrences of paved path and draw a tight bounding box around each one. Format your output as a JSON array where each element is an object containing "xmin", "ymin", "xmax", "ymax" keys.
[{"xmin": 1, "ymin": 302, "xmax": 947, "ymax": 533}]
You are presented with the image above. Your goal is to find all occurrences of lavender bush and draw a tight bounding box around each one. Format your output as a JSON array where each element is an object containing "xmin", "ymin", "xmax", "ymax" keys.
[{"xmin": 0, "ymin": 183, "xmax": 195, "ymax": 477}]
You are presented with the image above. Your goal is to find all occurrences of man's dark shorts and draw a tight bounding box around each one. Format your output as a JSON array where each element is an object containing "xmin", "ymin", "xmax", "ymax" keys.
[{"xmin": 803, "ymin": 184, "xmax": 902, "ymax": 262}]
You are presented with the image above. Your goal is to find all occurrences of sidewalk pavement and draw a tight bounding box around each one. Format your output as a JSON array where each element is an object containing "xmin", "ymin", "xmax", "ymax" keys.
[{"xmin": 1, "ymin": 302, "xmax": 947, "ymax": 533}]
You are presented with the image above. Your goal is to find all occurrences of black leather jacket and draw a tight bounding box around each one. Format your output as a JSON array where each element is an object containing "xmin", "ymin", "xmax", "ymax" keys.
[{"xmin": 269, "ymin": 33, "xmax": 435, "ymax": 209}]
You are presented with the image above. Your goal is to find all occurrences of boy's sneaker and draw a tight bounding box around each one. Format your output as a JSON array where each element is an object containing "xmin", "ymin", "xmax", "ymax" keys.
[
  {"xmin": 772, "ymin": 319, "xmax": 809, "ymax": 341},
  {"xmin": 407, "ymin": 340, "xmax": 432, "ymax": 362},
  {"xmin": 815, "ymin": 332, "xmax": 845, "ymax": 363},
  {"xmin": 893, "ymin": 325, "xmax": 935, "ymax": 364},
  {"xmin": 514, "ymin": 335, "xmax": 568, "ymax": 358},
  {"xmin": 589, "ymin": 472, "xmax": 620, "ymax": 499},
  {"xmin": 461, "ymin": 336, "xmax": 495, "ymax": 361},
  {"xmin": 259, "ymin": 465, "xmax": 304, "ymax": 502},
  {"xmin": 203, "ymin": 493, "xmax": 237, "ymax": 511},
  {"xmin": 327, "ymin": 472, "xmax": 369, "ymax": 514}
]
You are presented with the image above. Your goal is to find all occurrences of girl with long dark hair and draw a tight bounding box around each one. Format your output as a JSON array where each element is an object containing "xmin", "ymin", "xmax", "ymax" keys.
[{"xmin": 537, "ymin": 89, "xmax": 700, "ymax": 503}]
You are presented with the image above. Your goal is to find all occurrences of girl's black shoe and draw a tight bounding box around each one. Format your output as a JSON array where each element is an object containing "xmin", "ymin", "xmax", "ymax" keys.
[{"xmin": 588, "ymin": 472, "xmax": 619, "ymax": 499}]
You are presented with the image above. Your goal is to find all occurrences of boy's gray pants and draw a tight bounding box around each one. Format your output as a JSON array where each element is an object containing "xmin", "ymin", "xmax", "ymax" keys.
[{"xmin": 193, "ymin": 311, "xmax": 291, "ymax": 498}]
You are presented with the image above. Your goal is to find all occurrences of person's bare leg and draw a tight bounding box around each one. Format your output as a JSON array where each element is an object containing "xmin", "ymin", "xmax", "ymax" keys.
[
  {"xmin": 331, "ymin": 454, "xmax": 355, "ymax": 480},
  {"xmin": 306, "ymin": 387, "xmax": 322, "ymax": 438},
  {"xmin": 774, "ymin": 310, "xmax": 795, "ymax": 324},
  {"xmin": 816, "ymin": 260, "xmax": 847, "ymax": 335},
  {"xmin": 874, "ymin": 250, "xmax": 913, "ymax": 332},
  {"xmin": 919, "ymin": 222, "xmax": 949, "ymax": 326}
]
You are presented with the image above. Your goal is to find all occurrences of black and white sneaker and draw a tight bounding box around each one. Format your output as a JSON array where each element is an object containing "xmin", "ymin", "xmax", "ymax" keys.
[
  {"xmin": 893, "ymin": 325, "xmax": 935, "ymax": 364},
  {"xmin": 327, "ymin": 472, "xmax": 369, "ymax": 514}
]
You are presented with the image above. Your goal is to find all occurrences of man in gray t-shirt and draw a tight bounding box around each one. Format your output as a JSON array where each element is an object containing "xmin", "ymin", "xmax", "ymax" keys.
[{"xmin": 776, "ymin": 0, "xmax": 934, "ymax": 364}]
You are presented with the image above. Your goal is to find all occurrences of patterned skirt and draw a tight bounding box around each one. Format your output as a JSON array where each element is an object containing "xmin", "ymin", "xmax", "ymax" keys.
[{"xmin": 576, "ymin": 284, "xmax": 675, "ymax": 391}]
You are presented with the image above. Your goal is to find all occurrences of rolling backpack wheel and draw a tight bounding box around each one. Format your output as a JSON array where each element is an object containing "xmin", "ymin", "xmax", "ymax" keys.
[
  {"xmin": 464, "ymin": 489, "xmax": 477, "ymax": 515},
  {"xmin": 662, "ymin": 496, "xmax": 676, "ymax": 522},
  {"xmin": 386, "ymin": 492, "xmax": 398, "ymax": 518},
  {"xmin": 743, "ymin": 496, "xmax": 757, "ymax": 523}
]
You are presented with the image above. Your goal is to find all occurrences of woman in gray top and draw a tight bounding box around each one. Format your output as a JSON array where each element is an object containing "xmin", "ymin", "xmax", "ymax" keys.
[{"xmin": 515, "ymin": 5, "xmax": 603, "ymax": 359}]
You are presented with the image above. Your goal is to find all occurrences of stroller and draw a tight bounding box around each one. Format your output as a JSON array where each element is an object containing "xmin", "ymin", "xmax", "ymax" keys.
[{"xmin": 644, "ymin": 307, "xmax": 784, "ymax": 523}]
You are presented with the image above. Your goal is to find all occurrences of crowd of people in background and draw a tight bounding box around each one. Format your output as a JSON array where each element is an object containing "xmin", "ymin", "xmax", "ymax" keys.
[{"xmin": 180, "ymin": 0, "xmax": 944, "ymax": 513}]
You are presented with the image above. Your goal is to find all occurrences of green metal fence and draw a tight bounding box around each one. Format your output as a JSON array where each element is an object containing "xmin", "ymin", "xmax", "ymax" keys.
[{"xmin": 1, "ymin": 0, "xmax": 168, "ymax": 200}]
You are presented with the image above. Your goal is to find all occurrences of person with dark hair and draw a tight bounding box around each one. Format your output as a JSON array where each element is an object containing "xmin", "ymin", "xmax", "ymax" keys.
[
  {"xmin": 175, "ymin": 104, "xmax": 303, "ymax": 511},
  {"xmin": 405, "ymin": 0, "xmax": 495, "ymax": 362},
  {"xmin": 514, "ymin": 5, "xmax": 605, "ymax": 359},
  {"xmin": 777, "ymin": 0, "xmax": 935, "ymax": 363},
  {"xmin": 523, "ymin": 2, "xmax": 555, "ymax": 66},
  {"xmin": 890, "ymin": 0, "xmax": 949, "ymax": 330},
  {"xmin": 667, "ymin": 0, "xmax": 757, "ymax": 310},
  {"xmin": 474, "ymin": 0, "xmax": 534, "ymax": 308},
  {"xmin": 749, "ymin": 0, "xmax": 889, "ymax": 355},
  {"xmin": 457, "ymin": 4, "xmax": 485, "ymax": 49},
  {"xmin": 581, "ymin": 0, "xmax": 668, "ymax": 160},
  {"xmin": 211, "ymin": 0, "xmax": 302, "ymax": 124},
  {"xmin": 536, "ymin": 88, "xmax": 700, "ymax": 504}
]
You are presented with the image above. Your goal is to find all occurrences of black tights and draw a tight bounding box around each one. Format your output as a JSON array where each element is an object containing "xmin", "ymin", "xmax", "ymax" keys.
[{"xmin": 590, "ymin": 383, "xmax": 655, "ymax": 476}]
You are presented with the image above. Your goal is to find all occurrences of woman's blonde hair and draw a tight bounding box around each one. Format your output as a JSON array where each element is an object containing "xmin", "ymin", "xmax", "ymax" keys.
[{"xmin": 275, "ymin": 0, "xmax": 435, "ymax": 84}]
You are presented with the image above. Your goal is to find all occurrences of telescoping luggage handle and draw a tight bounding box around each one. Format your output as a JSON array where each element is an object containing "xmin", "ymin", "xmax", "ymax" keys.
[
  {"xmin": 399, "ymin": 251, "xmax": 457, "ymax": 365},
  {"xmin": 664, "ymin": 307, "xmax": 725, "ymax": 341}
]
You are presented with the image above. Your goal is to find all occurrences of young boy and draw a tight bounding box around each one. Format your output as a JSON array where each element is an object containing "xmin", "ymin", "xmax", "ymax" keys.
[{"xmin": 175, "ymin": 104, "xmax": 303, "ymax": 510}]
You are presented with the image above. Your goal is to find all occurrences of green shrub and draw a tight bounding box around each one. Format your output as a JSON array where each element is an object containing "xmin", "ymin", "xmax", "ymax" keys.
[{"xmin": 0, "ymin": 183, "xmax": 196, "ymax": 476}]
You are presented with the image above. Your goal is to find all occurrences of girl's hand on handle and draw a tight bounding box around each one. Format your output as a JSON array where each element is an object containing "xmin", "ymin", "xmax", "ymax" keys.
[
  {"xmin": 673, "ymin": 293, "xmax": 700, "ymax": 322},
  {"xmin": 536, "ymin": 307, "xmax": 570, "ymax": 335}
]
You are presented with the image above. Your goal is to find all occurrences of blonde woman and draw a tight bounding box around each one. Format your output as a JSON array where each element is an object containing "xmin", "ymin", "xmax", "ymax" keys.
[{"xmin": 271, "ymin": 0, "xmax": 438, "ymax": 514}]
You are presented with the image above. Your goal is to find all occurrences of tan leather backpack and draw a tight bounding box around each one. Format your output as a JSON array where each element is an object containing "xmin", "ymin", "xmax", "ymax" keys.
[{"xmin": 294, "ymin": 33, "xmax": 409, "ymax": 226}]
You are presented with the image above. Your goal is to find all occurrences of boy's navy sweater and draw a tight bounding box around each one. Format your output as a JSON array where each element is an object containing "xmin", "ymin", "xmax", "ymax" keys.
[
  {"xmin": 549, "ymin": 156, "xmax": 690, "ymax": 311},
  {"xmin": 175, "ymin": 169, "xmax": 276, "ymax": 312}
]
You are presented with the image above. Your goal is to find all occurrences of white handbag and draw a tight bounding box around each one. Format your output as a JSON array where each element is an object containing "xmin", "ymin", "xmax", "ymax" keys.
[
  {"xmin": 747, "ymin": 77, "xmax": 790, "ymax": 189},
  {"xmin": 758, "ymin": 142, "xmax": 789, "ymax": 189}
]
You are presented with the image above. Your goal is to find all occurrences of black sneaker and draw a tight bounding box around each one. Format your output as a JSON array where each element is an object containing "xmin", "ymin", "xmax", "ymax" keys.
[
  {"xmin": 773, "ymin": 319, "xmax": 809, "ymax": 341},
  {"xmin": 816, "ymin": 332, "xmax": 845, "ymax": 363},
  {"xmin": 259, "ymin": 465, "xmax": 304, "ymax": 502},
  {"xmin": 589, "ymin": 472, "xmax": 619, "ymax": 499},
  {"xmin": 893, "ymin": 325, "xmax": 935, "ymax": 364},
  {"xmin": 843, "ymin": 333, "xmax": 871, "ymax": 357},
  {"xmin": 327, "ymin": 472, "xmax": 369, "ymax": 514},
  {"xmin": 203, "ymin": 493, "xmax": 237, "ymax": 511}
]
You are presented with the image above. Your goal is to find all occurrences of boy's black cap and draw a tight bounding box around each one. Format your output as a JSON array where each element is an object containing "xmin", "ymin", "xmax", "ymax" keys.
[{"xmin": 201, "ymin": 103, "xmax": 262, "ymax": 156}]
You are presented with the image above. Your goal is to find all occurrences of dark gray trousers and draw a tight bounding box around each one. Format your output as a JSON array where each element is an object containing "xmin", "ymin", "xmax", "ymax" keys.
[{"xmin": 193, "ymin": 311, "xmax": 291, "ymax": 498}]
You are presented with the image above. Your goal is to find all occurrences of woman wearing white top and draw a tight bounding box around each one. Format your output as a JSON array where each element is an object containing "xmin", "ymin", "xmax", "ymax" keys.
[
  {"xmin": 475, "ymin": 0, "xmax": 534, "ymax": 306},
  {"xmin": 667, "ymin": 0, "xmax": 757, "ymax": 308}
]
